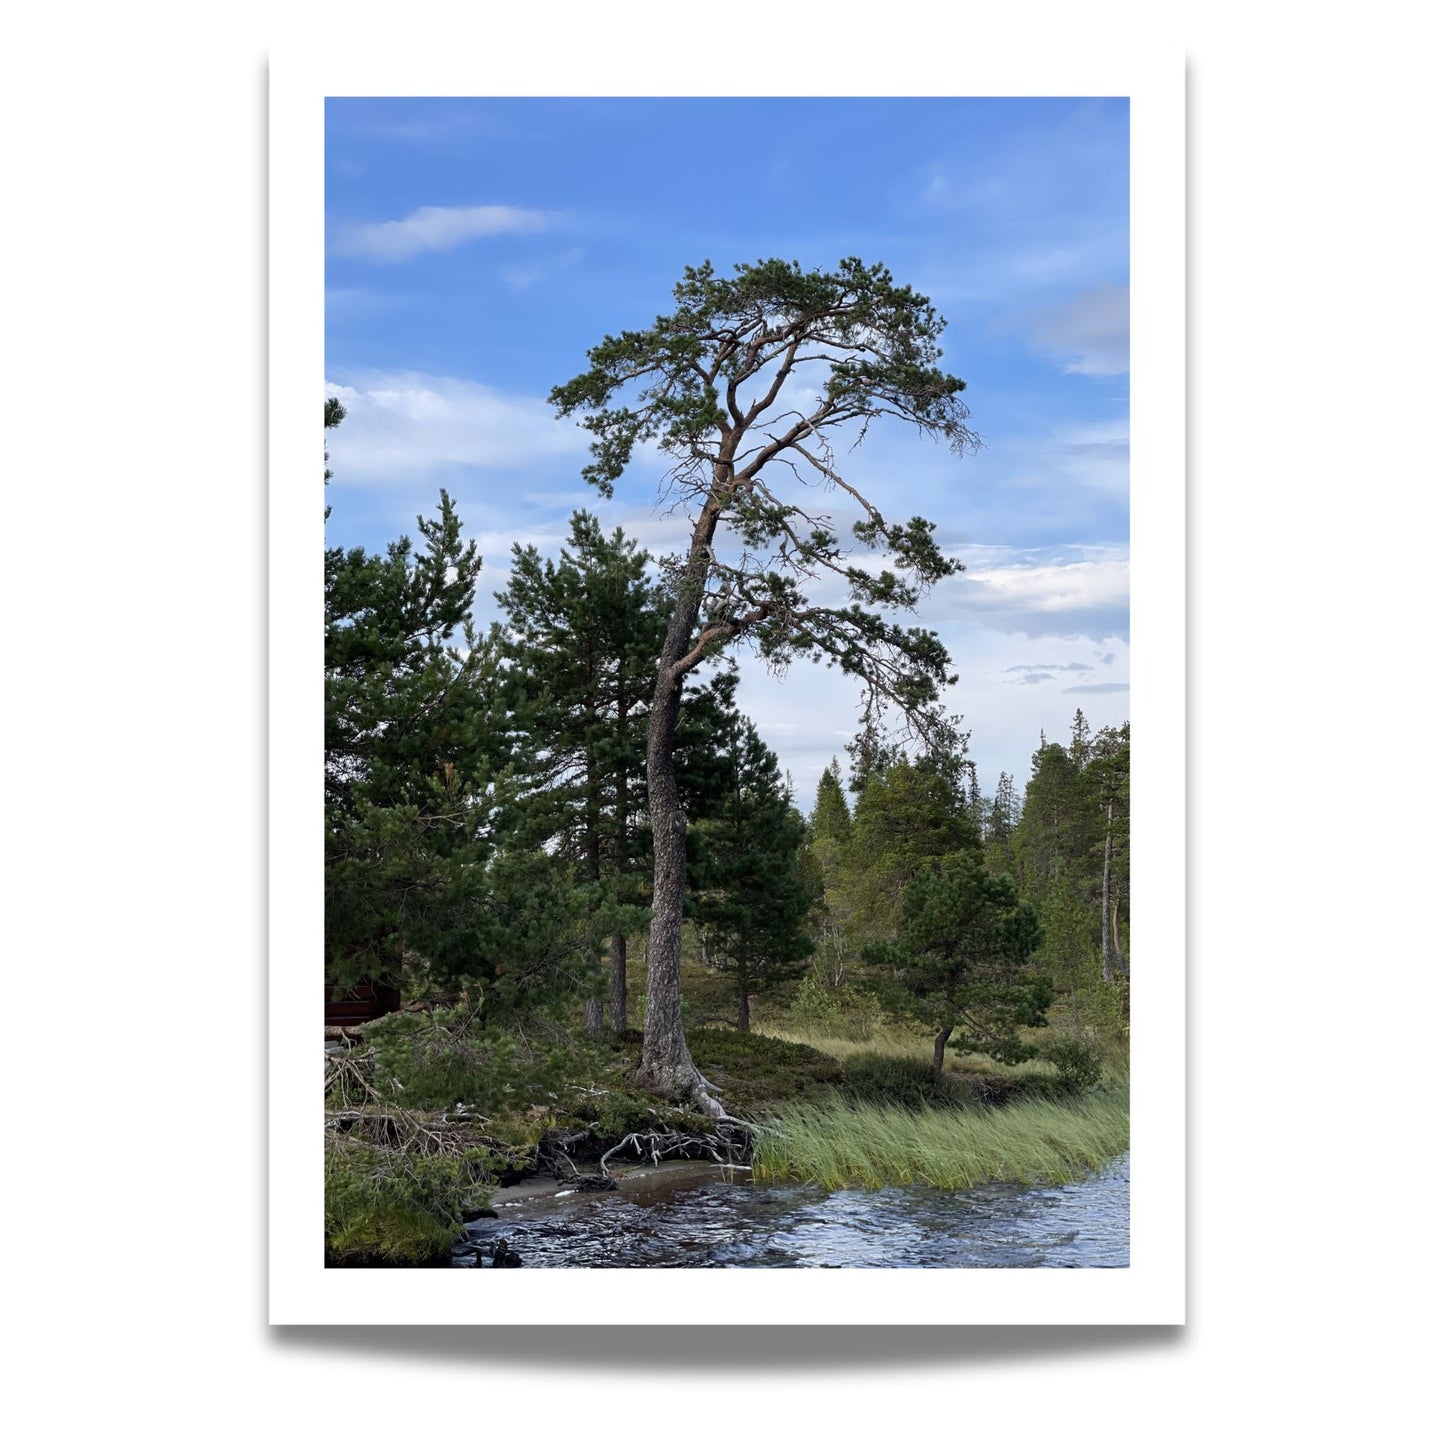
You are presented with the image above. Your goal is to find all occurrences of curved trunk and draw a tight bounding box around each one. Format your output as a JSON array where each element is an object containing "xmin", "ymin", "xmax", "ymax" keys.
[{"xmin": 931, "ymin": 1025, "xmax": 953, "ymax": 1078}]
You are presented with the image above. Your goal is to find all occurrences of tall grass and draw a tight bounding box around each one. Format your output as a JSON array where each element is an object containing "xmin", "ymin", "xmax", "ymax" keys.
[{"xmin": 751, "ymin": 1086, "xmax": 1130, "ymax": 1191}]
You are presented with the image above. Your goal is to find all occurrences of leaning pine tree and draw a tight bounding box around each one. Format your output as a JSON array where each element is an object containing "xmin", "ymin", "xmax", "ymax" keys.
[{"xmin": 551, "ymin": 257, "xmax": 979, "ymax": 1114}]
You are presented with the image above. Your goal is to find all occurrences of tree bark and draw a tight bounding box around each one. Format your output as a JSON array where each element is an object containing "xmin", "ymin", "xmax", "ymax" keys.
[
  {"xmin": 931, "ymin": 1025, "xmax": 953, "ymax": 1078},
  {"xmin": 608, "ymin": 933, "xmax": 628, "ymax": 1033},
  {"xmin": 637, "ymin": 482, "xmax": 730, "ymax": 1112},
  {"xmin": 584, "ymin": 996, "xmax": 605, "ymax": 1039},
  {"xmin": 738, "ymin": 985, "xmax": 751, "ymax": 1034}
]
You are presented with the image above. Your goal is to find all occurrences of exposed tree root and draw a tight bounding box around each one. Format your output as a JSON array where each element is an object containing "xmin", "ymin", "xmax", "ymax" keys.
[{"xmin": 598, "ymin": 1123, "xmax": 752, "ymax": 1178}]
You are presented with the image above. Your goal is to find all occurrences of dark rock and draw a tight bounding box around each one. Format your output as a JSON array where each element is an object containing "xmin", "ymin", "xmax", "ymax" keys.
[
  {"xmin": 490, "ymin": 1238, "xmax": 523, "ymax": 1268},
  {"xmin": 461, "ymin": 1205, "xmax": 498, "ymax": 1222}
]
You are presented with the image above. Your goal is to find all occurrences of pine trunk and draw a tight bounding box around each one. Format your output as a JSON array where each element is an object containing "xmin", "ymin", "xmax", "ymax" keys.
[
  {"xmin": 932, "ymin": 1025, "xmax": 953, "ymax": 1078},
  {"xmin": 738, "ymin": 986, "xmax": 751, "ymax": 1034},
  {"xmin": 584, "ymin": 996, "xmax": 604, "ymax": 1039},
  {"xmin": 639, "ymin": 667, "xmax": 699, "ymax": 1098},
  {"xmin": 608, "ymin": 933, "xmax": 628, "ymax": 1032},
  {"xmin": 637, "ymin": 484, "xmax": 729, "ymax": 1111}
]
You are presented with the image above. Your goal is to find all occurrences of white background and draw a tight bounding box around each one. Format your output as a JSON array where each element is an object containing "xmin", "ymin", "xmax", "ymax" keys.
[{"xmin": 5, "ymin": 0, "xmax": 1435, "ymax": 1436}]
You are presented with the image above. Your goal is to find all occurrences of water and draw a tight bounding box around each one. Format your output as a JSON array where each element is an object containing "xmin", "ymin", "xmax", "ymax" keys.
[{"xmin": 454, "ymin": 1153, "xmax": 1129, "ymax": 1269}]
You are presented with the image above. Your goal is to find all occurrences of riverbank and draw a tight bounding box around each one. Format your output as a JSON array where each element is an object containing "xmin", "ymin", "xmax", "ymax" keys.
[{"xmin": 324, "ymin": 1015, "xmax": 1127, "ymax": 1266}]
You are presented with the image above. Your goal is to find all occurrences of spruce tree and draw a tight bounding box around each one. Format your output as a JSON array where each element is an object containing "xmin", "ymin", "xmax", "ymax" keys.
[
  {"xmin": 984, "ymin": 770, "xmax": 1021, "ymax": 880},
  {"xmin": 1083, "ymin": 723, "xmax": 1130, "ymax": 980},
  {"xmin": 805, "ymin": 761, "xmax": 855, "ymax": 988},
  {"xmin": 1014, "ymin": 740, "xmax": 1100, "ymax": 906}
]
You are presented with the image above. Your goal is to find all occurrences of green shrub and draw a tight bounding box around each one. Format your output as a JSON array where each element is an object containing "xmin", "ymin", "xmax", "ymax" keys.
[
  {"xmin": 324, "ymin": 1140, "xmax": 492, "ymax": 1266},
  {"xmin": 362, "ymin": 1005, "xmax": 577, "ymax": 1113},
  {"xmin": 842, "ymin": 1052, "xmax": 972, "ymax": 1108},
  {"xmin": 593, "ymin": 1091, "xmax": 665, "ymax": 1139},
  {"xmin": 1038, "ymin": 1035, "xmax": 1106, "ymax": 1095}
]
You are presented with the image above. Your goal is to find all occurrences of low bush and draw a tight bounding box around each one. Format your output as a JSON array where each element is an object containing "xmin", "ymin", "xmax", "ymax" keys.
[
  {"xmin": 323, "ymin": 1140, "xmax": 492, "ymax": 1267},
  {"xmin": 687, "ymin": 1028, "xmax": 845, "ymax": 1115},
  {"xmin": 842, "ymin": 1053, "xmax": 971, "ymax": 1108},
  {"xmin": 1037, "ymin": 1035, "xmax": 1106, "ymax": 1095},
  {"xmin": 787, "ymin": 976, "xmax": 885, "ymax": 1041},
  {"xmin": 359, "ymin": 1005, "xmax": 580, "ymax": 1114}
]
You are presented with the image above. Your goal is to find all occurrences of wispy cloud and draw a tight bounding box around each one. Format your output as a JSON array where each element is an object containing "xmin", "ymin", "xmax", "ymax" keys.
[
  {"xmin": 323, "ymin": 371, "xmax": 585, "ymax": 484},
  {"xmin": 331, "ymin": 204, "xmax": 552, "ymax": 264},
  {"xmin": 1063, "ymin": 681, "xmax": 1130, "ymax": 695},
  {"xmin": 503, "ymin": 246, "xmax": 584, "ymax": 290},
  {"xmin": 1024, "ymin": 284, "xmax": 1129, "ymax": 376}
]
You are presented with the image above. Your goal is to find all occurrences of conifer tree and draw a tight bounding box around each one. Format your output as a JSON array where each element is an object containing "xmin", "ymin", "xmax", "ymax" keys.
[
  {"xmin": 493, "ymin": 512, "xmax": 664, "ymax": 1032},
  {"xmin": 804, "ymin": 761, "xmax": 855, "ymax": 988},
  {"xmin": 847, "ymin": 755, "xmax": 983, "ymax": 943},
  {"xmin": 690, "ymin": 716, "xmax": 817, "ymax": 1032},
  {"xmin": 984, "ymin": 770, "xmax": 1021, "ymax": 880},
  {"xmin": 1014, "ymin": 740, "xmax": 1100, "ymax": 905},
  {"xmin": 863, "ymin": 854, "xmax": 1049, "ymax": 1076},
  {"xmin": 1083, "ymin": 723, "xmax": 1130, "ymax": 979},
  {"xmin": 325, "ymin": 403, "xmax": 593, "ymax": 1013},
  {"xmin": 552, "ymin": 257, "xmax": 977, "ymax": 1110}
]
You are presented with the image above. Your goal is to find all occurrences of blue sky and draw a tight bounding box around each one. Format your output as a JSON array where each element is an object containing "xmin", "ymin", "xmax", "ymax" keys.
[{"xmin": 324, "ymin": 96, "xmax": 1129, "ymax": 806}]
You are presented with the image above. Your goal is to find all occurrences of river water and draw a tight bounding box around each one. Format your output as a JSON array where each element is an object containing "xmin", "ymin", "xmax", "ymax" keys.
[{"xmin": 454, "ymin": 1152, "xmax": 1129, "ymax": 1269}]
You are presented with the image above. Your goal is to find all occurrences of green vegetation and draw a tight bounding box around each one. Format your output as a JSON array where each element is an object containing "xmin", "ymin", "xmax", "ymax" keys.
[
  {"xmin": 324, "ymin": 1141, "xmax": 494, "ymax": 1267},
  {"xmin": 751, "ymin": 1087, "xmax": 1130, "ymax": 1192}
]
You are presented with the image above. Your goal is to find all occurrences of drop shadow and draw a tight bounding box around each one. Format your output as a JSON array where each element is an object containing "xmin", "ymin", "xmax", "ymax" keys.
[{"xmin": 274, "ymin": 1323, "xmax": 1182, "ymax": 1371}]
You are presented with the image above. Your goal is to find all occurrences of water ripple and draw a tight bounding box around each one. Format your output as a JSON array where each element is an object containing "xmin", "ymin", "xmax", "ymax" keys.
[{"xmin": 457, "ymin": 1154, "xmax": 1129, "ymax": 1269}]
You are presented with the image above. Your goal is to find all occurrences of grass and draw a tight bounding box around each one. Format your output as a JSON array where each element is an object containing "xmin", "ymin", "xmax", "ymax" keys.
[{"xmin": 751, "ymin": 1085, "xmax": 1130, "ymax": 1191}]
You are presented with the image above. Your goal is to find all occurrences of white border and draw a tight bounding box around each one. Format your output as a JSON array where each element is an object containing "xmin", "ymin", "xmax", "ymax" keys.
[{"xmin": 270, "ymin": 47, "xmax": 1184, "ymax": 1326}]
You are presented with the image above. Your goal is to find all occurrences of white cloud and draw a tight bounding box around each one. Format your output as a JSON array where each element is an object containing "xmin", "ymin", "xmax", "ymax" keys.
[
  {"xmin": 331, "ymin": 204, "xmax": 552, "ymax": 264},
  {"xmin": 960, "ymin": 557, "xmax": 1129, "ymax": 614},
  {"xmin": 324, "ymin": 371, "xmax": 586, "ymax": 485}
]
